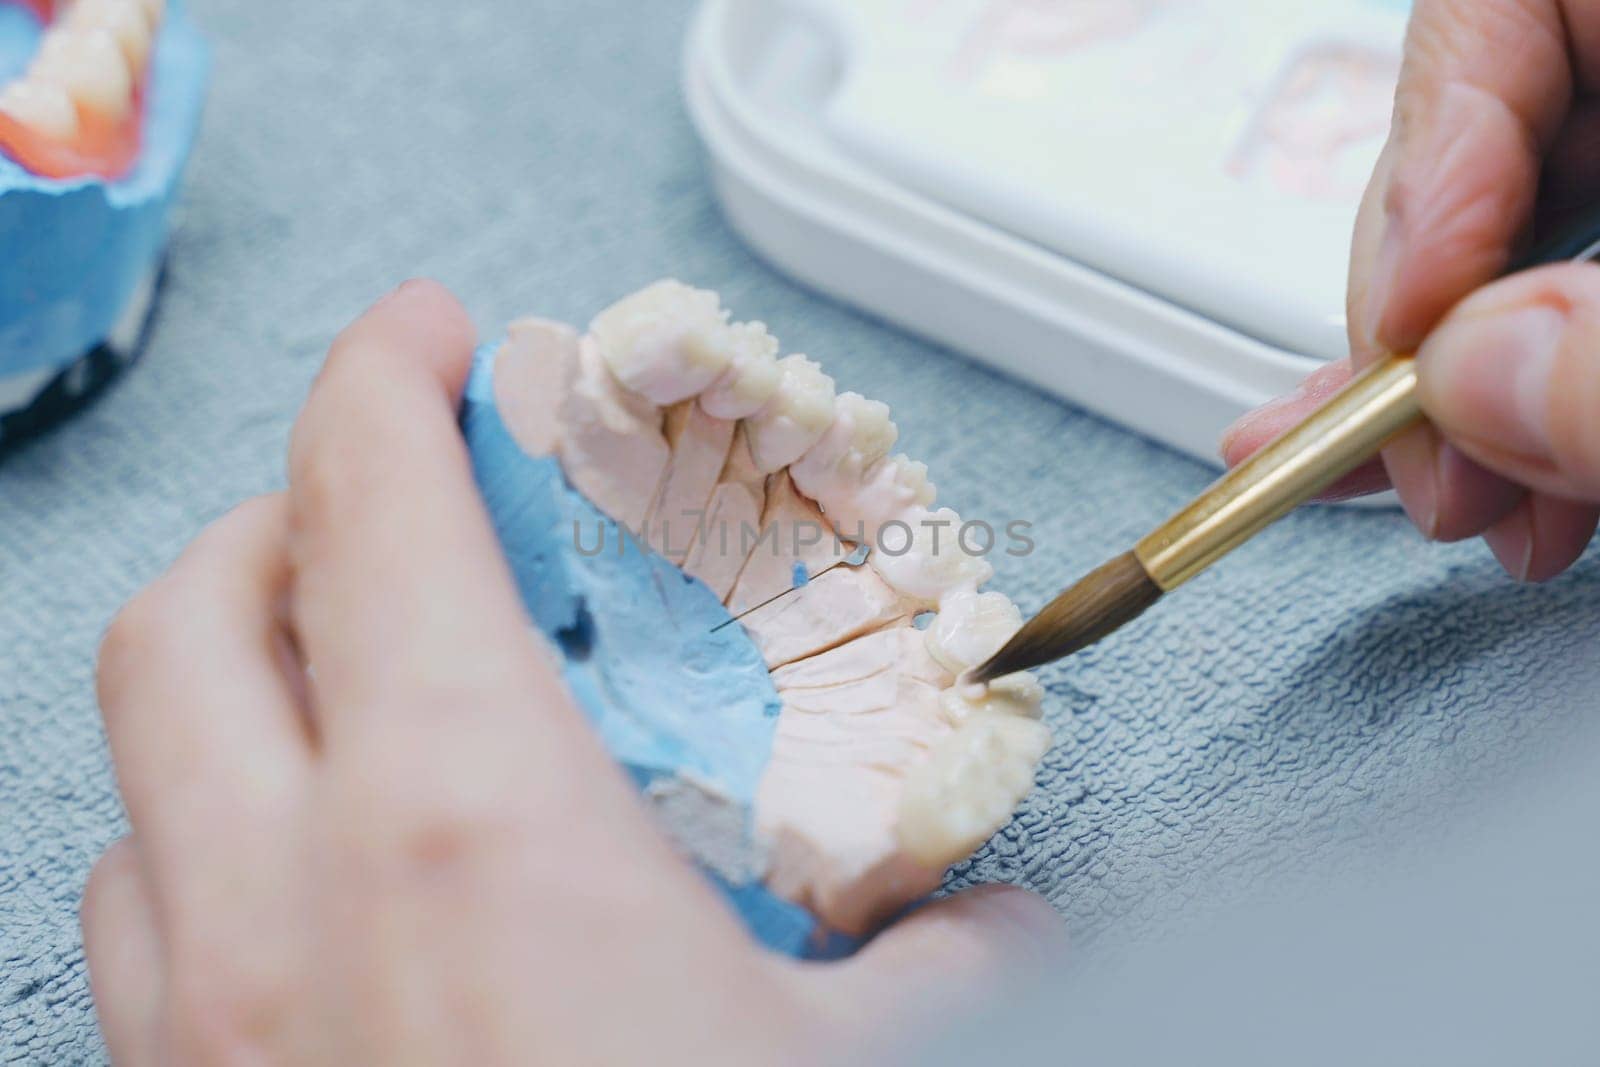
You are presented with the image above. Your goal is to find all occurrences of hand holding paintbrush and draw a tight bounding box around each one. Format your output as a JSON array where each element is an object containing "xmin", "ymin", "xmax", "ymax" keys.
[{"xmin": 975, "ymin": 0, "xmax": 1600, "ymax": 682}]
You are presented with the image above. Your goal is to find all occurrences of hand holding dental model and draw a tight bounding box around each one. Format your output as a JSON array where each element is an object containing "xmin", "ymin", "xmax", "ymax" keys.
[
  {"xmin": 81, "ymin": 282, "xmax": 1064, "ymax": 1065},
  {"xmin": 1224, "ymin": 0, "xmax": 1600, "ymax": 580}
]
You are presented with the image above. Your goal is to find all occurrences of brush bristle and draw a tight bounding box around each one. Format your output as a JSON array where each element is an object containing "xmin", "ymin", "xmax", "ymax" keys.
[{"xmin": 968, "ymin": 552, "xmax": 1162, "ymax": 683}]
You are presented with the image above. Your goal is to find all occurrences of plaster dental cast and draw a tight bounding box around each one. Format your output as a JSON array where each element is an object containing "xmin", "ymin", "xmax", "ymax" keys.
[
  {"xmin": 0, "ymin": 0, "xmax": 205, "ymax": 442},
  {"xmin": 469, "ymin": 279, "xmax": 1050, "ymax": 952}
]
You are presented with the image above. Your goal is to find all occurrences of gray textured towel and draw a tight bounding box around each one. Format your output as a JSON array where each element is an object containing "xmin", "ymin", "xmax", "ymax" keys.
[{"xmin": 2, "ymin": 1, "xmax": 1596, "ymax": 1061}]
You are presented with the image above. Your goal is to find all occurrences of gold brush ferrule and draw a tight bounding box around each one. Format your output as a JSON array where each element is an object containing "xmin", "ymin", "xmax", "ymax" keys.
[{"xmin": 1134, "ymin": 354, "xmax": 1421, "ymax": 591}]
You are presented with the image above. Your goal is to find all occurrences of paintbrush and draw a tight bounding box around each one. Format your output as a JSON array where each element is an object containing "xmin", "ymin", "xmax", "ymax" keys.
[{"xmin": 970, "ymin": 209, "xmax": 1600, "ymax": 685}]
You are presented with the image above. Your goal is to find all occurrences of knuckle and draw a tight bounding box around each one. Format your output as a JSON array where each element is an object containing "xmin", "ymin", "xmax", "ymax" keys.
[
  {"xmin": 199, "ymin": 495, "xmax": 287, "ymax": 554},
  {"xmin": 284, "ymin": 431, "xmax": 343, "ymax": 547},
  {"xmin": 80, "ymin": 839, "xmax": 137, "ymax": 929},
  {"xmin": 97, "ymin": 498, "xmax": 288, "ymax": 724},
  {"xmin": 389, "ymin": 806, "xmax": 496, "ymax": 880},
  {"xmin": 1378, "ymin": 154, "xmax": 1411, "ymax": 222}
]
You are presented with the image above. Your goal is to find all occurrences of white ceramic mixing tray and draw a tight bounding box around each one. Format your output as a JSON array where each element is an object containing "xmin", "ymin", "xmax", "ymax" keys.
[{"xmin": 682, "ymin": 0, "xmax": 1408, "ymax": 485}]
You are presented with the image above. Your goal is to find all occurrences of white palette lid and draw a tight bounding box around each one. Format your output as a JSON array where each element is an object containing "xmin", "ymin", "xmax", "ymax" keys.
[
  {"xmin": 684, "ymin": 0, "xmax": 1410, "ymax": 489},
  {"xmin": 826, "ymin": 0, "xmax": 1408, "ymax": 361}
]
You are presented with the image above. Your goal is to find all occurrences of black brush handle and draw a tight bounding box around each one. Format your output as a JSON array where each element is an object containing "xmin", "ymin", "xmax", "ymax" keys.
[{"xmin": 1512, "ymin": 207, "xmax": 1600, "ymax": 271}]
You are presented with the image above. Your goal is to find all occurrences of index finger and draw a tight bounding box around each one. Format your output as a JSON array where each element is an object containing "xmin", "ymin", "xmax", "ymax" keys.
[{"xmin": 1357, "ymin": 0, "xmax": 1581, "ymax": 358}]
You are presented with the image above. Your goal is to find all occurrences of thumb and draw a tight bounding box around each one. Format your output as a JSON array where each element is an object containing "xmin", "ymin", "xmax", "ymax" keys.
[
  {"xmin": 1415, "ymin": 263, "xmax": 1600, "ymax": 502},
  {"xmin": 797, "ymin": 885, "xmax": 1067, "ymax": 1056}
]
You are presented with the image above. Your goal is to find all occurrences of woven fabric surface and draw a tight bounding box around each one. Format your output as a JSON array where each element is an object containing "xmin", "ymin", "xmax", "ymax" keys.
[{"xmin": 2, "ymin": 1, "xmax": 1596, "ymax": 1060}]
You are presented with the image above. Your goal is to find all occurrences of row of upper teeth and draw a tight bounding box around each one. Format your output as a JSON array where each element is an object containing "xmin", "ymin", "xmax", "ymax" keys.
[
  {"xmin": 0, "ymin": 0, "xmax": 165, "ymax": 141},
  {"xmin": 589, "ymin": 282, "xmax": 1050, "ymax": 868},
  {"xmin": 590, "ymin": 282, "xmax": 1036, "ymax": 687},
  {"xmin": 592, "ymin": 280, "xmax": 1003, "ymax": 610}
]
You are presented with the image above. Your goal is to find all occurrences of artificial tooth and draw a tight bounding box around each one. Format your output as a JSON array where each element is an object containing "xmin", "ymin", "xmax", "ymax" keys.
[
  {"xmin": 66, "ymin": 0, "xmax": 152, "ymax": 70},
  {"xmin": 0, "ymin": 80, "xmax": 80, "ymax": 139},
  {"xmin": 895, "ymin": 714, "xmax": 1052, "ymax": 866},
  {"xmin": 789, "ymin": 392, "xmax": 897, "ymax": 513},
  {"xmin": 696, "ymin": 320, "xmax": 781, "ymax": 420},
  {"xmin": 924, "ymin": 589, "xmax": 1022, "ymax": 674},
  {"xmin": 745, "ymin": 355, "xmax": 837, "ymax": 473},
  {"xmin": 31, "ymin": 29, "xmax": 133, "ymax": 120},
  {"xmin": 938, "ymin": 672, "xmax": 1045, "ymax": 725},
  {"xmin": 590, "ymin": 280, "xmax": 732, "ymax": 405},
  {"xmin": 868, "ymin": 506, "xmax": 995, "ymax": 607},
  {"xmin": 840, "ymin": 393, "xmax": 897, "ymax": 459},
  {"xmin": 892, "ymin": 456, "xmax": 935, "ymax": 508},
  {"xmin": 492, "ymin": 318, "xmax": 582, "ymax": 458},
  {"xmin": 758, "ymin": 743, "xmax": 946, "ymax": 936},
  {"xmin": 819, "ymin": 452, "xmax": 937, "ymax": 541},
  {"xmin": 556, "ymin": 338, "xmax": 669, "ymax": 534}
]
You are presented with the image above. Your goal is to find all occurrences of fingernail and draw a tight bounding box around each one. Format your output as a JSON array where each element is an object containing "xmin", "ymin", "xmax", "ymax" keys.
[
  {"xmin": 974, "ymin": 885, "xmax": 1070, "ymax": 965},
  {"xmin": 1400, "ymin": 436, "xmax": 1440, "ymax": 541},
  {"xmin": 1418, "ymin": 304, "xmax": 1566, "ymax": 459},
  {"xmin": 1483, "ymin": 506, "xmax": 1536, "ymax": 583},
  {"xmin": 1219, "ymin": 383, "xmax": 1308, "ymax": 458},
  {"xmin": 1217, "ymin": 412, "xmax": 1259, "ymax": 461},
  {"xmin": 376, "ymin": 278, "xmax": 428, "ymax": 308}
]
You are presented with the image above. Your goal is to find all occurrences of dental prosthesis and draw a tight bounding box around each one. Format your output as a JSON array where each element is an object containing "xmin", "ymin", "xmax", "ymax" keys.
[
  {"xmin": 463, "ymin": 281, "xmax": 1053, "ymax": 957},
  {"xmin": 0, "ymin": 0, "xmax": 206, "ymax": 446}
]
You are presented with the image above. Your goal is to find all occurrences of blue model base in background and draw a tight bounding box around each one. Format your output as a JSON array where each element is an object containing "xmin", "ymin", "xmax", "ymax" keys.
[{"xmin": 0, "ymin": 2, "xmax": 207, "ymax": 381}]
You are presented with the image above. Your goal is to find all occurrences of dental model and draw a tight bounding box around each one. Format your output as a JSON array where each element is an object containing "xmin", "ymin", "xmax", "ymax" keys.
[
  {"xmin": 0, "ymin": 0, "xmax": 165, "ymax": 179},
  {"xmin": 0, "ymin": 0, "xmax": 205, "ymax": 449},
  {"xmin": 465, "ymin": 281, "xmax": 1052, "ymax": 953}
]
